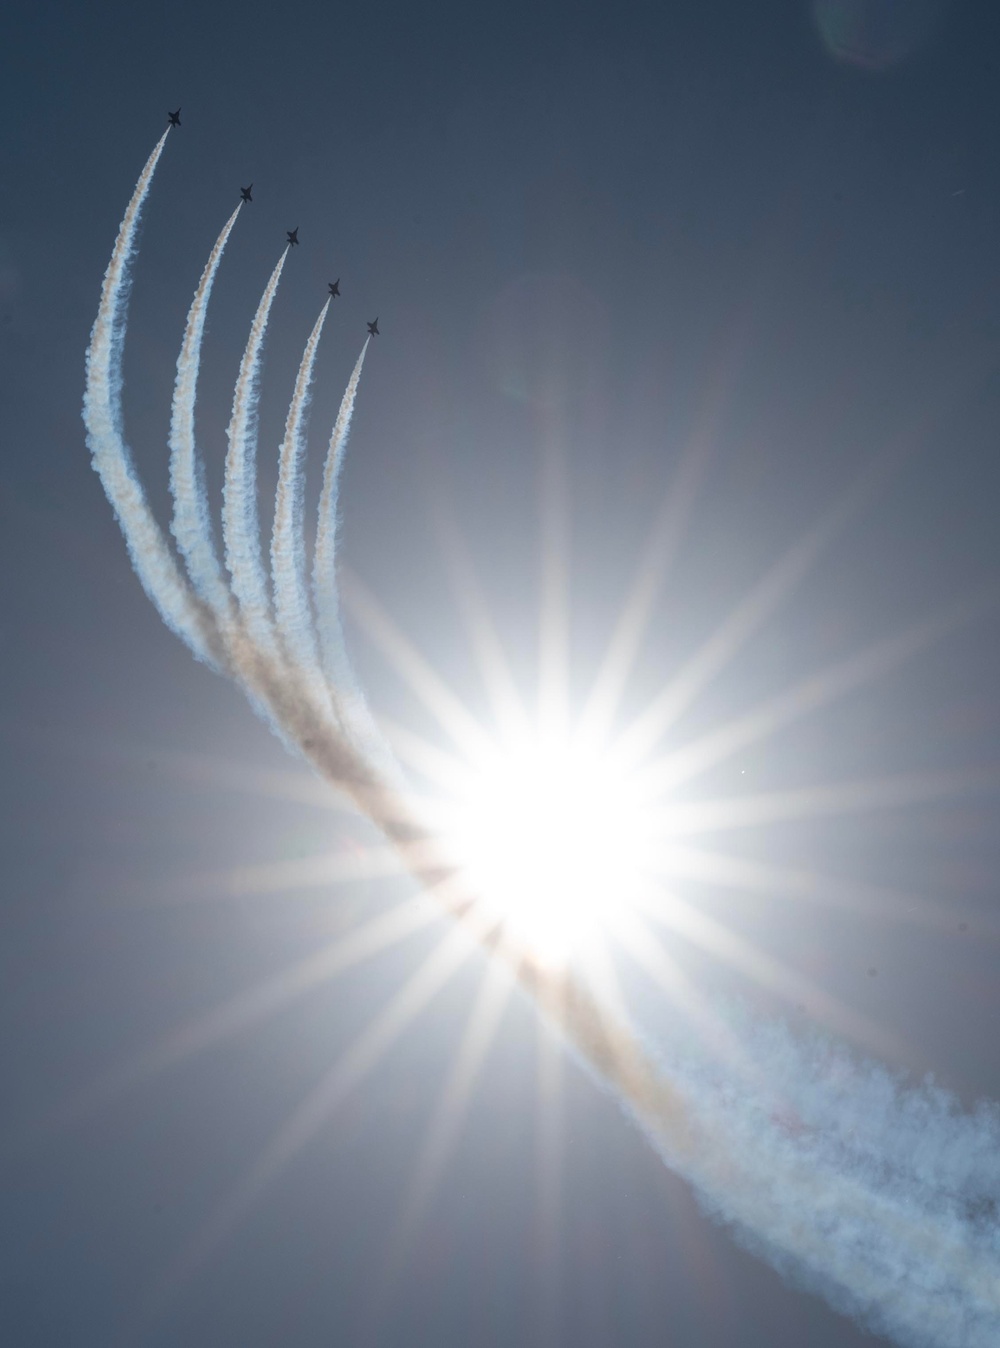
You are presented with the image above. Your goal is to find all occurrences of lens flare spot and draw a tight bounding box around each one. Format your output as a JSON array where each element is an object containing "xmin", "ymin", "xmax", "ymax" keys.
[{"xmin": 812, "ymin": 0, "xmax": 950, "ymax": 71}]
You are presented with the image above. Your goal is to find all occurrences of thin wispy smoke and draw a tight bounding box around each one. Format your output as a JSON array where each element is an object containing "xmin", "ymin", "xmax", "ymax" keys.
[
  {"xmin": 82, "ymin": 128, "xmax": 221, "ymax": 668},
  {"xmin": 223, "ymin": 248, "xmax": 288, "ymax": 653},
  {"xmin": 314, "ymin": 338, "xmax": 368, "ymax": 688},
  {"xmin": 311, "ymin": 340, "xmax": 395, "ymax": 766},
  {"xmin": 272, "ymin": 298, "xmax": 329, "ymax": 682},
  {"xmin": 84, "ymin": 131, "xmax": 1000, "ymax": 1347},
  {"xmin": 169, "ymin": 203, "xmax": 243, "ymax": 621}
]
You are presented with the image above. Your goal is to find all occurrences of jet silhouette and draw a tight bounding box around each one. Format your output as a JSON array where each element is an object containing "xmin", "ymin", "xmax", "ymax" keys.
[
  {"xmin": 240, "ymin": 184, "xmax": 253, "ymax": 204},
  {"xmin": 286, "ymin": 228, "xmax": 299, "ymax": 246},
  {"xmin": 167, "ymin": 108, "xmax": 181, "ymax": 127},
  {"xmin": 328, "ymin": 279, "xmax": 340, "ymax": 298},
  {"xmin": 367, "ymin": 318, "xmax": 379, "ymax": 337}
]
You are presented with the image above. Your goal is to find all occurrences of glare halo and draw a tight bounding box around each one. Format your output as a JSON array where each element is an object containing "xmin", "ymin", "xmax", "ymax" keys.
[{"xmin": 428, "ymin": 724, "xmax": 659, "ymax": 965}]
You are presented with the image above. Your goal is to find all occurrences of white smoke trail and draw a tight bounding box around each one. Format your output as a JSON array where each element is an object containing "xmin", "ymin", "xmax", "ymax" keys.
[
  {"xmin": 82, "ymin": 129, "xmax": 221, "ymax": 667},
  {"xmin": 80, "ymin": 132, "xmax": 374, "ymax": 780},
  {"xmin": 162, "ymin": 205, "xmax": 327, "ymax": 746},
  {"xmin": 271, "ymin": 299, "xmax": 330, "ymax": 681},
  {"xmin": 87, "ymin": 130, "xmax": 1000, "ymax": 1348},
  {"xmin": 169, "ymin": 203, "xmax": 243, "ymax": 620},
  {"xmin": 623, "ymin": 1006, "xmax": 1000, "ymax": 1348},
  {"xmin": 222, "ymin": 249, "xmax": 288, "ymax": 652},
  {"xmin": 310, "ymin": 339, "xmax": 395, "ymax": 767},
  {"xmin": 314, "ymin": 337, "xmax": 369, "ymax": 686}
]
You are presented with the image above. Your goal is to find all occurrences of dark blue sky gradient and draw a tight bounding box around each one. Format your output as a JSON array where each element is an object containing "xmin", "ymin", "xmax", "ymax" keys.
[{"xmin": 3, "ymin": 1, "xmax": 1000, "ymax": 1344}]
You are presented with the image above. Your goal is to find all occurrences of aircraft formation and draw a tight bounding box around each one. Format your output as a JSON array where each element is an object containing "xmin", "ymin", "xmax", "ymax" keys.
[{"xmin": 166, "ymin": 110, "xmax": 381, "ymax": 337}]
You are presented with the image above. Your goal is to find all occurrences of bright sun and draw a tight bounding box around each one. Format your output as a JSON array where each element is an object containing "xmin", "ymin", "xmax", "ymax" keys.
[{"xmin": 432, "ymin": 730, "xmax": 656, "ymax": 965}]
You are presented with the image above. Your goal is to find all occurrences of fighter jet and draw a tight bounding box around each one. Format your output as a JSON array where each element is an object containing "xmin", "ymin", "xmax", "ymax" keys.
[
  {"xmin": 367, "ymin": 318, "xmax": 380, "ymax": 337},
  {"xmin": 327, "ymin": 279, "xmax": 340, "ymax": 298},
  {"xmin": 286, "ymin": 228, "xmax": 299, "ymax": 247},
  {"xmin": 240, "ymin": 184, "xmax": 253, "ymax": 204},
  {"xmin": 167, "ymin": 108, "xmax": 182, "ymax": 127}
]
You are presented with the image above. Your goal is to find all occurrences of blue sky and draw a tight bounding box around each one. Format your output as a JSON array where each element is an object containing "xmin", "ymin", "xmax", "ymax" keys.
[{"xmin": 3, "ymin": 1, "xmax": 1000, "ymax": 1344}]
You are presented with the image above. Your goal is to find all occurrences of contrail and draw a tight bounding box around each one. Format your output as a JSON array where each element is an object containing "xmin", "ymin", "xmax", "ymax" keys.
[
  {"xmin": 311, "ymin": 339, "xmax": 393, "ymax": 765},
  {"xmin": 314, "ymin": 337, "xmax": 369, "ymax": 688},
  {"xmin": 271, "ymin": 298, "xmax": 329, "ymax": 684},
  {"xmin": 86, "ymin": 130, "xmax": 1000, "ymax": 1348},
  {"xmin": 82, "ymin": 128, "xmax": 222, "ymax": 668},
  {"xmin": 222, "ymin": 247, "xmax": 288, "ymax": 654},
  {"xmin": 169, "ymin": 202, "xmax": 243, "ymax": 621},
  {"xmin": 625, "ymin": 1005, "xmax": 1000, "ymax": 1348}
]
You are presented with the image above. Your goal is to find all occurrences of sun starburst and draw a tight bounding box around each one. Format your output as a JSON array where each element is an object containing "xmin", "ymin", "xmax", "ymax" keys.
[
  {"xmin": 423, "ymin": 724, "xmax": 660, "ymax": 965},
  {"xmin": 82, "ymin": 130, "xmax": 1000, "ymax": 1348}
]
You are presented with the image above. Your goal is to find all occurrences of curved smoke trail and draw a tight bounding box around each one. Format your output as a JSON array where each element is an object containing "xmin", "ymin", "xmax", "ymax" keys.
[
  {"xmin": 624, "ymin": 1007, "xmax": 1000, "ymax": 1348},
  {"xmin": 82, "ymin": 128, "xmax": 222, "ymax": 668},
  {"xmin": 169, "ymin": 202, "xmax": 243, "ymax": 621},
  {"xmin": 310, "ymin": 338, "xmax": 395, "ymax": 766},
  {"xmin": 84, "ymin": 131, "xmax": 1000, "ymax": 1348},
  {"xmin": 271, "ymin": 298, "xmax": 330, "ymax": 683},
  {"xmin": 223, "ymin": 248, "xmax": 288, "ymax": 654},
  {"xmin": 314, "ymin": 336, "xmax": 368, "ymax": 686}
]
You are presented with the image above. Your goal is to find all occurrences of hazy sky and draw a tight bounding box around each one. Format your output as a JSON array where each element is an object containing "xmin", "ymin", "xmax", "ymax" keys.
[{"xmin": 3, "ymin": 1, "xmax": 1000, "ymax": 1344}]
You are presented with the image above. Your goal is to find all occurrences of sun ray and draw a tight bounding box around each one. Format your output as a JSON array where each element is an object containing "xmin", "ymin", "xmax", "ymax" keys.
[
  {"xmin": 635, "ymin": 886, "xmax": 908, "ymax": 1061},
  {"xmin": 638, "ymin": 589, "xmax": 998, "ymax": 794},
  {"xmin": 656, "ymin": 764, "xmax": 999, "ymax": 836},
  {"xmin": 162, "ymin": 841, "xmax": 406, "ymax": 903},
  {"xmin": 580, "ymin": 440, "xmax": 708, "ymax": 742},
  {"xmin": 655, "ymin": 842, "xmax": 990, "ymax": 932},
  {"xmin": 364, "ymin": 950, "xmax": 519, "ymax": 1329},
  {"xmin": 432, "ymin": 503, "xmax": 533, "ymax": 739},
  {"xmin": 0, "ymin": 723, "xmax": 345, "ymax": 812},
  {"xmin": 615, "ymin": 447, "xmax": 909, "ymax": 765},
  {"xmin": 609, "ymin": 908, "xmax": 765, "ymax": 1087},
  {"xmin": 533, "ymin": 968, "xmax": 566, "ymax": 1347},
  {"xmin": 14, "ymin": 896, "xmax": 437, "ymax": 1156},
  {"xmin": 142, "ymin": 922, "xmax": 479, "ymax": 1323},
  {"xmin": 565, "ymin": 938, "xmax": 634, "ymax": 1029},
  {"xmin": 151, "ymin": 749, "xmax": 341, "ymax": 809},
  {"xmin": 132, "ymin": 897, "xmax": 440, "ymax": 1075},
  {"xmin": 340, "ymin": 569, "xmax": 495, "ymax": 759},
  {"xmin": 375, "ymin": 714, "xmax": 472, "ymax": 793},
  {"xmin": 537, "ymin": 424, "xmax": 571, "ymax": 737}
]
